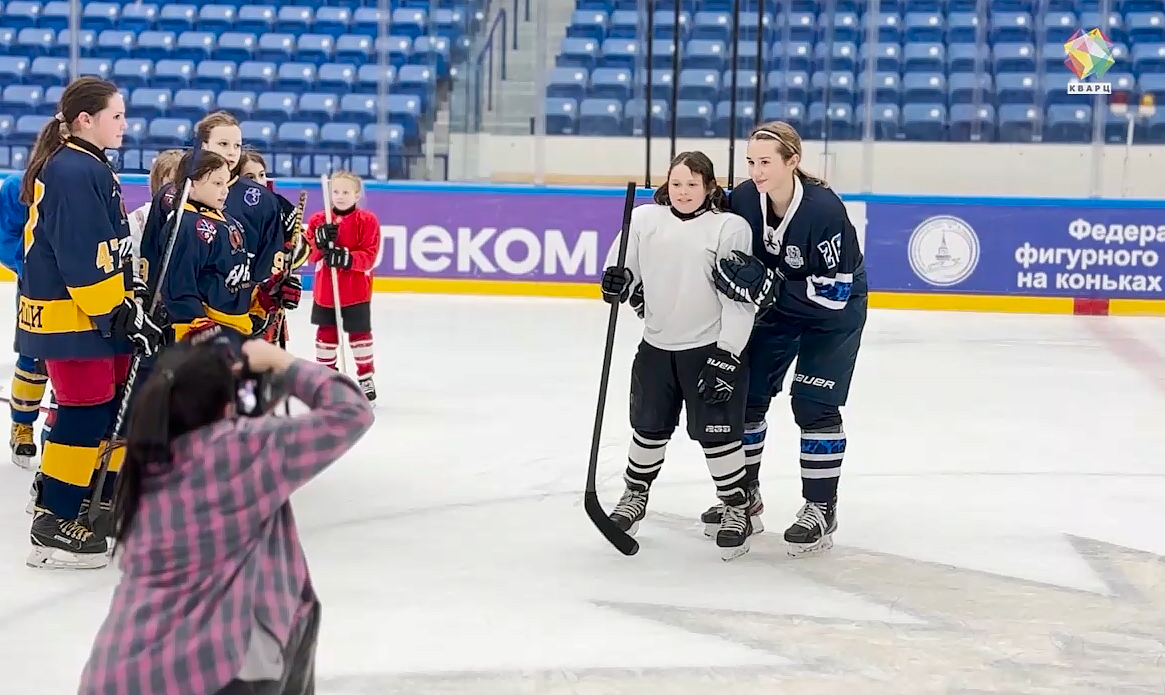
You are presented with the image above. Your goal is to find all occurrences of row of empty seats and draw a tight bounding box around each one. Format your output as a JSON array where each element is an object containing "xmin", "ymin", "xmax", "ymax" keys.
[
  {"xmin": 544, "ymin": 98, "xmax": 1164, "ymax": 143},
  {"xmin": 576, "ymin": 0, "xmax": 1163, "ymax": 12}
]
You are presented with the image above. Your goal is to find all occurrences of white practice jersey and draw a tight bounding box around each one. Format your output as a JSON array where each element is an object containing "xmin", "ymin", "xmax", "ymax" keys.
[
  {"xmin": 126, "ymin": 201, "xmax": 149, "ymax": 267},
  {"xmin": 605, "ymin": 203, "xmax": 757, "ymax": 357}
]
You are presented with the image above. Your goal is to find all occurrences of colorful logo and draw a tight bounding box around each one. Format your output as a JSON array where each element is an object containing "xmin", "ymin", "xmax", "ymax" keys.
[{"xmin": 1064, "ymin": 28, "xmax": 1115, "ymax": 80}]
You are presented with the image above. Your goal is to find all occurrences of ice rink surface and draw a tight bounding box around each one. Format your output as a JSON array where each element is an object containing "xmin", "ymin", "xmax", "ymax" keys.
[{"xmin": 0, "ymin": 284, "xmax": 1163, "ymax": 694}]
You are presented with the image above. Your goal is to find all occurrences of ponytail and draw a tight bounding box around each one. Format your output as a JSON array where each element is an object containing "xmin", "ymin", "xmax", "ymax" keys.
[
  {"xmin": 707, "ymin": 184, "xmax": 728, "ymax": 212},
  {"xmin": 795, "ymin": 167, "xmax": 828, "ymax": 189},
  {"xmin": 19, "ymin": 117, "xmax": 69, "ymax": 206}
]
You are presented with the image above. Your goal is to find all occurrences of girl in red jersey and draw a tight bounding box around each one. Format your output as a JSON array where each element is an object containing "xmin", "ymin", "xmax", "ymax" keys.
[{"xmin": 305, "ymin": 171, "xmax": 381, "ymax": 402}]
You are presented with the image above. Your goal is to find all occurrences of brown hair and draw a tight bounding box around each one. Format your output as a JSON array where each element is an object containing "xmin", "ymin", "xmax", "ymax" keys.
[
  {"xmin": 149, "ymin": 149, "xmax": 183, "ymax": 196},
  {"xmin": 748, "ymin": 121, "xmax": 828, "ymax": 188},
  {"xmin": 194, "ymin": 111, "xmax": 239, "ymax": 145},
  {"xmin": 20, "ymin": 76, "xmax": 120, "ymax": 205},
  {"xmin": 173, "ymin": 149, "xmax": 231, "ymax": 203},
  {"xmin": 652, "ymin": 151, "xmax": 727, "ymax": 210},
  {"xmin": 239, "ymin": 149, "xmax": 267, "ymax": 174}
]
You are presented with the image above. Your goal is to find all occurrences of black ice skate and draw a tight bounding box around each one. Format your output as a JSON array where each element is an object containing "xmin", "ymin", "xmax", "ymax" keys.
[
  {"xmin": 25, "ymin": 473, "xmax": 42, "ymax": 515},
  {"xmin": 27, "ymin": 509, "xmax": 110, "ymax": 570},
  {"xmin": 359, "ymin": 375, "xmax": 377, "ymax": 405},
  {"xmin": 783, "ymin": 500, "xmax": 837, "ymax": 557},
  {"xmin": 10, "ymin": 422, "xmax": 36, "ymax": 470},
  {"xmin": 701, "ymin": 482, "xmax": 764, "ymax": 537},
  {"xmin": 78, "ymin": 497, "xmax": 115, "ymax": 542},
  {"xmin": 716, "ymin": 495, "xmax": 753, "ymax": 561},
  {"xmin": 608, "ymin": 488, "xmax": 649, "ymax": 536}
]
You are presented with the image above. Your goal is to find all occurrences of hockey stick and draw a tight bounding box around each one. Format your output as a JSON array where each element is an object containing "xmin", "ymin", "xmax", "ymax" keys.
[
  {"xmin": 86, "ymin": 176, "xmax": 194, "ymax": 526},
  {"xmin": 584, "ymin": 181, "xmax": 639, "ymax": 557},
  {"xmin": 319, "ymin": 174, "xmax": 348, "ymax": 374}
]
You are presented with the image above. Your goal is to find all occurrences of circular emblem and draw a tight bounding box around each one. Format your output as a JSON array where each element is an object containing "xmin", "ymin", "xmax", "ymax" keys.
[{"xmin": 907, "ymin": 215, "xmax": 980, "ymax": 287}]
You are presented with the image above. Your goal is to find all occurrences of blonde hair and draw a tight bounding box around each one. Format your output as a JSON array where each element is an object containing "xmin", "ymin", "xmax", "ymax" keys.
[
  {"xmin": 149, "ymin": 149, "xmax": 183, "ymax": 196},
  {"xmin": 748, "ymin": 121, "xmax": 827, "ymax": 188},
  {"xmin": 329, "ymin": 171, "xmax": 363, "ymax": 198}
]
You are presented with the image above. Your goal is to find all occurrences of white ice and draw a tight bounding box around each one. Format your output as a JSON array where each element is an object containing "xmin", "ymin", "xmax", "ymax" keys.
[{"xmin": 0, "ymin": 283, "xmax": 1163, "ymax": 694}]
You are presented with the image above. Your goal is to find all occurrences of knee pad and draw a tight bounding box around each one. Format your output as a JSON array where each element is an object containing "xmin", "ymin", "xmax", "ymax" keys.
[
  {"xmin": 634, "ymin": 428, "xmax": 673, "ymax": 443},
  {"xmin": 791, "ymin": 397, "xmax": 842, "ymax": 432}
]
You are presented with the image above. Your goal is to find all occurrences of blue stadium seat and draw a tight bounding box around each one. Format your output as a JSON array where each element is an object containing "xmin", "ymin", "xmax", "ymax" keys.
[
  {"xmin": 558, "ymin": 38, "xmax": 599, "ymax": 69},
  {"xmin": 567, "ymin": 10, "xmax": 607, "ymax": 41},
  {"xmin": 119, "ymin": 3, "xmax": 157, "ymax": 33},
  {"xmin": 826, "ymin": 12, "xmax": 861, "ymax": 43},
  {"xmin": 275, "ymin": 63, "xmax": 317, "ymax": 93},
  {"xmin": 192, "ymin": 60, "xmax": 236, "ymax": 90},
  {"xmin": 336, "ymin": 35, "xmax": 373, "ymax": 64},
  {"xmin": 948, "ymin": 72, "xmax": 992, "ymax": 104},
  {"xmin": 351, "ymin": 8, "xmax": 385, "ymax": 36},
  {"xmin": 692, "ymin": 11, "xmax": 730, "ymax": 42},
  {"xmin": 152, "ymin": 59, "xmax": 194, "ymax": 90},
  {"xmin": 624, "ymin": 98, "xmax": 668, "ymax": 136},
  {"xmin": 217, "ymin": 91, "xmax": 256, "ymax": 119},
  {"xmin": 948, "ymin": 43, "xmax": 989, "ymax": 74},
  {"xmin": 236, "ymin": 5, "xmax": 275, "ymax": 35},
  {"xmin": 903, "ymin": 43, "xmax": 944, "ymax": 73},
  {"xmin": 902, "ymin": 72, "xmax": 946, "ymax": 104},
  {"xmin": 147, "ymin": 118, "xmax": 192, "ymax": 146},
  {"xmin": 600, "ymin": 38, "xmax": 639, "ymax": 70},
  {"xmin": 197, "ymin": 5, "xmax": 236, "ymax": 34},
  {"xmin": 215, "ymin": 33, "xmax": 255, "ymax": 63},
  {"xmin": 236, "ymin": 61, "xmax": 276, "ymax": 91},
  {"xmin": 1080, "ymin": 13, "xmax": 1123, "ymax": 44},
  {"xmin": 638, "ymin": 69, "xmax": 673, "ymax": 100},
  {"xmin": 314, "ymin": 8, "xmax": 352, "ymax": 37},
  {"xmin": 317, "ymin": 63, "xmax": 357, "ymax": 92},
  {"xmin": 277, "ymin": 6, "xmax": 314, "ymax": 34},
  {"xmin": 1133, "ymin": 43, "xmax": 1165, "ymax": 73},
  {"xmin": 113, "ymin": 58, "xmax": 154, "ymax": 89},
  {"xmin": 171, "ymin": 89, "xmax": 215, "ymax": 120},
  {"xmin": 547, "ymin": 67, "xmax": 588, "ymax": 100},
  {"xmin": 338, "ymin": 93, "xmax": 376, "ymax": 124},
  {"xmin": 577, "ymin": 98, "xmax": 621, "ymax": 136},
  {"xmin": 319, "ymin": 121, "xmax": 360, "ymax": 149},
  {"xmin": 727, "ymin": 41, "xmax": 758, "ymax": 71},
  {"xmin": 410, "ymin": 36, "xmax": 450, "ymax": 74},
  {"xmin": 767, "ymin": 70, "xmax": 810, "ymax": 103},
  {"xmin": 26, "ymin": 57, "xmax": 63, "ymax": 86},
  {"xmin": 814, "ymin": 41, "xmax": 856, "ymax": 72},
  {"xmin": 759, "ymin": 101, "xmax": 805, "ymax": 131},
  {"xmin": 378, "ymin": 36, "xmax": 412, "ymax": 66},
  {"xmin": 14, "ymin": 115, "xmax": 51, "ymax": 145},
  {"xmin": 679, "ymin": 68, "xmax": 719, "ymax": 101},
  {"xmin": 855, "ymin": 102, "xmax": 901, "ymax": 140},
  {"xmin": 136, "ymin": 31, "xmax": 176, "ymax": 62},
  {"xmin": 385, "ymin": 94, "xmax": 421, "ymax": 140},
  {"xmin": 39, "ymin": 1, "xmax": 70, "ymax": 32},
  {"xmin": 859, "ymin": 42, "xmax": 901, "ymax": 73},
  {"xmin": 0, "ymin": 28, "xmax": 16, "ymax": 54},
  {"xmin": 585, "ymin": 67, "xmax": 627, "ymax": 100},
  {"xmin": 254, "ymin": 92, "xmax": 297, "ymax": 122},
  {"xmin": 810, "ymin": 71, "xmax": 856, "ymax": 104},
  {"xmin": 1045, "ymin": 104, "xmax": 1092, "ymax": 143},
  {"xmin": 905, "ymin": 12, "xmax": 944, "ymax": 43},
  {"xmin": 902, "ymin": 103, "xmax": 946, "ymax": 141},
  {"xmin": 297, "ymin": 35, "xmax": 335, "ymax": 65},
  {"xmin": 806, "ymin": 102, "xmax": 856, "ymax": 140},
  {"xmin": 605, "ymin": 10, "xmax": 637, "ymax": 39},
  {"xmin": 158, "ymin": 5, "xmax": 196, "ymax": 33},
  {"xmin": 257, "ymin": 34, "xmax": 295, "ymax": 63},
  {"xmin": 674, "ymin": 100, "xmax": 712, "ymax": 137},
  {"xmin": 176, "ymin": 32, "xmax": 217, "ymax": 61},
  {"xmin": 724, "ymin": 69, "xmax": 759, "ymax": 101},
  {"xmin": 3, "ymin": 2, "xmax": 42, "ymax": 31},
  {"xmin": 1043, "ymin": 12, "xmax": 1078, "ymax": 44},
  {"xmin": 863, "ymin": 12, "xmax": 902, "ymax": 43},
  {"xmin": 361, "ymin": 122, "xmax": 403, "ymax": 151},
  {"xmin": 82, "ymin": 2, "xmax": 119, "ymax": 31},
  {"xmin": 545, "ymin": 97, "xmax": 577, "ymax": 134},
  {"xmin": 129, "ymin": 88, "xmax": 171, "ymax": 118},
  {"xmin": 391, "ymin": 8, "xmax": 427, "ymax": 38},
  {"xmin": 713, "ymin": 101, "xmax": 756, "ymax": 138},
  {"xmin": 0, "ymin": 85, "xmax": 43, "ymax": 117},
  {"xmin": 396, "ymin": 65, "xmax": 435, "ymax": 103},
  {"xmin": 356, "ymin": 64, "xmax": 395, "ymax": 92},
  {"xmin": 996, "ymin": 73, "xmax": 1036, "ymax": 105},
  {"xmin": 684, "ymin": 39, "xmax": 726, "ymax": 71},
  {"xmin": 993, "ymin": 43, "xmax": 1036, "ymax": 73},
  {"xmin": 991, "ymin": 12, "xmax": 1034, "ymax": 43},
  {"xmin": 652, "ymin": 10, "xmax": 690, "ymax": 40},
  {"xmin": 1129, "ymin": 12, "xmax": 1165, "ymax": 44},
  {"xmin": 16, "ymin": 28, "xmax": 54, "ymax": 57},
  {"xmin": 76, "ymin": 58, "xmax": 112, "ymax": 80},
  {"xmin": 778, "ymin": 12, "xmax": 816, "ymax": 42},
  {"xmin": 95, "ymin": 30, "xmax": 135, "ymax": 59},
  {"xmin": 123, "ymin": 117, "xmax": 147, "ymax": 146},
  {"xmin": 298, "ymin": 93, "xmax": 337, "ymax": 121},
  {"xmin": 431, "ymin": 9, "xmax": 466, "ymax": 40},
  {"xmin": 54, "ymin": 29, "xmax": 95, "ymax": 58},
  {"xmin": 945, "ymin": 13, "xmax": 980, "ymax": 43},
  {"xmin": 998, "ymin": 104, "xmax": 1040, "ymax": 142},
  {"xmin": 1041, "ymin": 73, "xmax": 1081, "ymax": 106}
]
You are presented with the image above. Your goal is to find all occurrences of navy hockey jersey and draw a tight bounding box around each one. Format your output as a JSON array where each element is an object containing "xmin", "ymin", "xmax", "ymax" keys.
[
  {"xmin": 141, "ymin": 199, "xmax": 254, "ymax": 341},
  {"xmin": 17, "ymin": 138, "xmax": 133, "ymax": 359},
  {"xmin": 728, "ymin": 177, "xmax": 867, "ymax": 321}
]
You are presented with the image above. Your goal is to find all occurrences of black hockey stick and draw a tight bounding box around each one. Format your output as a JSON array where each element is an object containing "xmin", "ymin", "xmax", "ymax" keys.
[{"xmin": 584, "ymin": 181, "xmax": 639, "ymax": 557}]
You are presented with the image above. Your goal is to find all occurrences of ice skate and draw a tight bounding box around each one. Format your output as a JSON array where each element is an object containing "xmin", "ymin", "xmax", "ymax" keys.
[
  {"xmin": 701, "ymin": 482, "xmax": 764, "ymax": 537},
  {"xmin": 27, "ymin": 509, "xmax": 110, "ymax": 570},
  {"xmin": 783, "ymin": 500, "xmax": 837, "ymax": 557},
  {"xmin": 10, "ymin": 422, "xmax": 36, "ymax": 470},
  {"xmin": 608, "ymin": 488, "xmax": 648, "ymax": 536},
  {"xmin": 25, "ymin": 473, "xmax": 41, "ymax": 515},
  {"xmin": 78, "ymin": 497, "xmax": 115, "ymax": 542},
  {"xmin": 716, "ymin": 495, "xmax": 753, "ymax": 561},
  {"xmin": 359, "ymin": 374, "xmax": 377, "ymax": 405}
]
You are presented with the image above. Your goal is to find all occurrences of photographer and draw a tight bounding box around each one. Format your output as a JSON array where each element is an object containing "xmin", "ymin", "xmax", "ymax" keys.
[{"xmin": 80, "ymin": 331, "xmax": 374, "ymax": 695}]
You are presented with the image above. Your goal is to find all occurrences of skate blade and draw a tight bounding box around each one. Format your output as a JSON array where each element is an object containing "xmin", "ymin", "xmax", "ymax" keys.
[
  {"xmin": 785, "ymin": 533, "xmax": 834, "ymax": 558},
  {"xmin": 26, "ymin": 545, "xmax": 110, "ymax": 570},
  {"xmin": 719, "ymin": 538, "xmax": 751, "ymax": 561},
  {"xmin": 11, "ymin": 454, "xmax": 35, "ymax": 470},
  {"xmin": 704, "ymin": 516, "xmax": 764, "ymax": 539}
]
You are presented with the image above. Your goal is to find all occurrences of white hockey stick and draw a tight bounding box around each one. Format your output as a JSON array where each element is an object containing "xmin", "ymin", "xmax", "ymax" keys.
[{"xmin": 319, "ymin": 173, "xmax": 348, "ymax": 374}]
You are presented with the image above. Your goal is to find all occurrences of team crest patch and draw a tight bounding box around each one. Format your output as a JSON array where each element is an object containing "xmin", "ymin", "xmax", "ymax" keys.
[
  {"xmin": 163, "ymin": 187, "xmax": 177, "ymax": 211},
  {"xmin": 784, "ymin": 244, "xmax": 804, "ymax": 269},
  {"xmin": 227, "ymin": 222, "xmax": 245, "ymax": 253},
  {"xmin": 763, "ymin": 226, "xmax": 780, "ymax": 254},
  {"xmin": 196, "ymin": 218, "xmax": 217, "ymax": 244},
  {"xmin": 244, "ymin": 187, "xmax": 261, "ymax": 207}
]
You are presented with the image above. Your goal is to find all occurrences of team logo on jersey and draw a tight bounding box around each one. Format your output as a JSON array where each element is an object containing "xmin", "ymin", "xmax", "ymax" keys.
[
  {"xmin": 763, "ymin": 226, "xmax": 781, "ymax": 255},
  {"xmin": 226, "ymin": 222, "xmax": 245, "ymax": 254},
  {"xmin": 196, "ymin": 218, "xmax": 217, "ymax": 244},
  {"xmin": 907, "ymin": 215, "xmax": 980, "ymax": 287},
  {"xmin": 244, "ymin": 187, "xmax": 261, "ymax": 207},
  {"xmin": 163, "ymin": 187, "xmax": 177, "ymax": 211},
  {"xmin": 784, "ymin": 244, "xmax": 804, "ymax": 269}
]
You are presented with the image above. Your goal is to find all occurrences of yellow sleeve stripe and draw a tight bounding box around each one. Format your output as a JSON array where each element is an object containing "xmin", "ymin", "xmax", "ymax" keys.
[{"xmin": 66, "ymin": 273, "xmax": 130, "ymax": 319}]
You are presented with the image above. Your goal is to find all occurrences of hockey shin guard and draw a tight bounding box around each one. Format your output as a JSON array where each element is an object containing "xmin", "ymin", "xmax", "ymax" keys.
[
  {"xmin": 10, "ymin": 355, "xmax": 47, "ymax": 425},
  {"xmin": 624, "ymin": 430, "xmax": 669, "ymax": 492},
  {"xmin": 793, "ymin": 398, "xmax": 845, "ymax": 503},
  {"xmin": 349, "ymin": 331, "xmax": 374, "ymax": 377},
  {"xmin": 701, "ymin": 440, "xmax": 748, "ymax": 501},
  {"xmin": 315, "ymin": 325, "xmax": 339, "ymax": 370}
]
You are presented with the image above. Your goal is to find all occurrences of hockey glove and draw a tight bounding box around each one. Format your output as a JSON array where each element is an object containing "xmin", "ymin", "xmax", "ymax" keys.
[
  {"xmin": 629, "ymin": 282, "xmax": 645, "ymax": 319},
  {"xmin": 131, "ymin": 272, "xmax": 150, "ymax": 303},
  {"xmin": 600, "ymin": 267, "xmax": 634, "ymax": 304},
  {"xmin": 313, "ymin": 223, "xmax": 339, "ymax": 250},
  {"xmin": 112, "ymin": 297, "xmax": 165, "ymax": 357},
  {"xmin": 257, "ymin": 273, "xmax": 302, "ymax": 313},
  {"xmin": 697, "ymin": 347, "xmax": 740, "ymax": 405},
  {"xmin": 715, "ymin": 250, "xmax": 783, "ymax": 309},
  {"xmin": 324, "ymin": 246, "xmax": 353, "ymax": 270}
]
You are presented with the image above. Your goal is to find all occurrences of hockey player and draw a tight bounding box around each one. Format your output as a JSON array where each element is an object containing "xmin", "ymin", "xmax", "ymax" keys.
[
  {"xmin": 598, "ymin": 152, "xmax": 758, "ymax": 560},
  {"xmin": 17, "ymin": 76, "xmax": 166, "ymax": 569},
  {"xmin": 702, "ymin": 121, "xmax": 868, "ymax": 556},
  {"xmin": 0, "ymin": 173, "xmax": 49, "ymax": 470},
  {"xmin": 239, "ymin": 149, "xmax": 269, "ymax": 186},
  {"xmin": 305, "ymin": 171, "xmax": 381, "ymax": 401},
  {"xmin": 142, "ymin": 149, "xmax": 256, "ymax": 341},
  {"xmin": 126, "ymin": 149, "xmax": 182, "ymax": 275}
]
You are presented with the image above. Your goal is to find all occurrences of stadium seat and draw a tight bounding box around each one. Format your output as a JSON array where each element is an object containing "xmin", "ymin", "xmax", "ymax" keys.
[
  {"xmin": 396, "ymin": 65, "xmax": 435, "ymax": 103},
  {"xmin": 277, "ymin": 6, "xmax": 314, "ymax": 34},
  {"xmin": 217, "ymin": 91, "xmax": 256, "ymax": 120},
  {"xmin": 948, "ymin": 72, "xmax": 993, "ymax": 104},
  {"xmin": 760, "ymin": 101, "xmax": 805, "ymax": 130},
  {"xmin": 152, "ymin": 60, "xmax": 195, "ymax": 90},
  {"xmin": 810, "ymin": 71, "xmax": 855, "ymax": 104},
  {"xmin": 197, "ymin": 5, "xmax": 236, "ymax": 34},
  {"xmin": 1043, "ymin": 12, "xmax": 1078, "ymax": 44},
  {"xmin": 577, "ymin": 98, "xmax": 623, "ymax": 136},
  {"xmin": 236, "ymin": 61, "xmax": 277, "ymax": 91},
  {"xmin": 356, "ymin": 64, "xmax": 395, "ymax": 92},
  {"xmin": 996, "ymin": 74, "xmax": 1037, "ymax": 105},
  {"xmin": 391, "ymin": 8, "xmax": 426, "ymax": 38},
  {"xmin": 652, "ymin": 9, "xmax": 690, "ymax": 40},
  {"xmin": 254, "ymin": 92, "xmax": 298, "ymax": 122},
  {"xmin": 712, "ymin": 101, "xmax": 756, "ymax": 138},
  {"xmin": 338, "ymin": 93, "xmax": 377, "ymax": 124},
  {"xmin": 590, "ymin": 67, "xmax": 632, "ymax": 100},
  {"xmin": 129, "ymin": 88, "xmax": 171, "ymax": 118},
  {"xmin": 171, "ymin": 89, "xmax": 215, "ymax": 120},
  {"xmin": 679, "ymin": 69, "xmax": 720, "ymax": 102},
  {"xmin": 859, "ymin": 42, "xmax": 901, "ymax": 73},
  {"xmin": 600, "ymin": 38, "xmax": 640, "ymax": 70},
  {"xmin": 685, "ymin": 39, "xmax": 728, "ymax": 71},
  {"xmin": 192, "ymin": 60, "xmax": 236, "ymax": 91},
  {"xmin": 297, "ymin": 35, "xmax": 335, "ymax": 65},
  {"xmin": 547, "ymin": 67, "xmax": 588, "ymax": 101},
  {"xmin": 545, "ymin": 97, "xmax": 577, "ymax": 134},
  {"xmin": 76, "ymin": 58, "xmax": 112, "ymax": 81},
  {"xmin": 990, "ymin": 12, "xmax": 1034, "ymax": 43},
  {"xmin": 674, "ymin": 100, "xmax": 713, "ymax": 137},
  {"xmin": 905, "ymin": 12, "xmax": 944, "ymax": 43},
  {"xmin": 994, "ymin": 43, "xmax": 1037, "ymax": 73},
  {"xmin": 175, "ymin": 31, "xmax": 216, "ymax": 61},
  {"xmin": 40, "ymin": 1, "xmax": 71, "ymax": 32},
  {"xmin": 856, "ymin": 71, "xmax": 902, "ymax": 104},
  {"xmin": 855, "ymin": 102, "xmax": 901, "ymax": 140},
  {"xmin": 14, "ymin": 115, "xmax": 51, "ymax": 145},
  {"xmin": 120, "ymin": 4, "xmax": 158, "ymax": 33},
  {"xmin": 257, "ymin": 34, "xmax": 295, "ymax": 63},
  {"xmin": 767, "ymin": 70, "xmax": 810, "ymax": 103},
  {"xmin": 385, "ymin": 94, "xmax": 421, "ymax": 140},
  {"xmin": 240, "ymin": 120, "xmax": 276, "ymax": 149},
  {"xmin": 95, "ymin": 30, "xmax": 135, "ymax": 60},
  {"xmin": 624, "ymin": 98, "xmax": 669, "ymax": 136},
  {"xmin": 215, "ymin": 33, "xmax": 255, "ymax": 63},
  {"xmin": 998, "ymin": 104, "xmax": 1040, "ymax": 142},
  {"xmin": 136, "ymin": 31, "xmax": 176, "ymax": 62},
  {"xmin": 82, "ymin": 2, "xmax": 119, "ymax": 31},
  {"xmin": 16, "ymin": 28, "xmax": 54, "ymax": 57},
  {"xmin": 0, "ymin": 85, "xmax": 44, "ymax": 117},
  {"xmin": 123, "ymin": 117, "xmax": 148, "ymax": 146},
  {"xmin": 902, "ymin": 103, "xmax": 946, "ymax": 141},
  {"xmin": 0, "ymin": 28, "xmax": 16, "ymax": 55},
  {"xmin": 236, "ymin": 6, "xmax": 276, "ymax": 35},
  {"xmin": 25, "ymin": 57, "xmax": 63, "ymax": 86},
  {"xmin": 806, "ymin": 102, "xmax": 856, "ymax": 140},
  {"xmin": 158, "ymin": 5, "xmax": 196, "ymax": 33},
  {"xmin": 558, "ymin": 38, "xmax": 600, "ymax": 69},
  {"xmin": 1045, "ymin": 104, "xmax": 1092, "ymax": 143},
  {"xmin": 54, "ymin": 29, "xmax": 95, "ymax": 58},
  {"xmin": 814, "ymin": 41, "xmax": 856, "ymax": 72},
  {"xmin": 902, "ymin": 73, "xmax": 946, "ymax": 104},
  {"xmin": 298, "ymin": 92, "xmax": 337, "ymax": 121},
  {"xmin": 336, "ymin": 35, "xmax": 373, "ymax": 65},
  {"xmin": 275, "ymin": 63, "xmax": 317, "ymax": 93},
  {"xmin": 903, "ymin": 43, "xmax": 945, "ymax": 73},
  {"xmin": 147, "ymin": 118, "xmax": 192, "ymax": 147},
  {"xmin": 317, "ymin": 63, "xmax": 357, "ymax": 93},
  {"xmin": 314, "ymin": 8, "xmax": 353, "ymax": 37},
  {"xmin": 3, "ymin": 2, "xmax": 42, "ymax": 32},
  {"xmin": 567, "ymin": 11, "xmax": 607, "ymax": 42},
  {"xmin": 319, "ymin": 122, "xmax": 361, "ymax": 149},
  {"xmin": 351, "ymin": 8, "xmax": 385, "ymax": 36}
]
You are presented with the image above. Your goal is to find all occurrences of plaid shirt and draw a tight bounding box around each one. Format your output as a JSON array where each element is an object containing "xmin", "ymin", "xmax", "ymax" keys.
[{"xmin": 79, "ymin": 360, "xmax": 374, "ymax": 695}]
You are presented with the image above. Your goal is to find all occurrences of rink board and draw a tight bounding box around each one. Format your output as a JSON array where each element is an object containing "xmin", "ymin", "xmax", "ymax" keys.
[{"xmin": 4, "ymin": 173, "xmax": 1165, "ymax": 316}]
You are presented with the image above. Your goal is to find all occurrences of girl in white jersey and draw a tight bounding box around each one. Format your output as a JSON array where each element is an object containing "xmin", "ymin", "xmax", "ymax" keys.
[{"xmin": 599, "ymin": 151, "xmax": 758, "ymax": 561}]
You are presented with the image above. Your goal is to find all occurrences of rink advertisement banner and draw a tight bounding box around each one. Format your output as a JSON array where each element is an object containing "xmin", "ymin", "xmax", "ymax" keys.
[{"xmin": 864, "ymin": 203, "xmax": 1165, "ymax": 299}]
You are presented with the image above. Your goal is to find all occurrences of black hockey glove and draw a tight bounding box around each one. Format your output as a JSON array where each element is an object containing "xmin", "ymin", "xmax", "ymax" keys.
[
  {"xmin": 600, "ymin": 267, "xmax": 634, "ymax": 304},
  {"xmin": 697, "ymin": 347, "xmax": 740, "ymax": 405},
  {"xmin": 131, "ymin": 272, "xmax": 150, "ymax": 303},
  {"xmin": 324, "ymin": 246, "xmax": 353, "ymax": 270},
  {"xmin": 715, "ymin": 250, "xmax": 783, "ymax": 309},
  {"xmin": 629, "ymin": 282, "xmax": 645, "ymax": 319},
  {"xmin": 112, "ymin": 297, "xmax": 165, "ymax": 357},
  {"xmin": 314, "ymin": 223, "xmax": 339, "ymax": 250}
]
